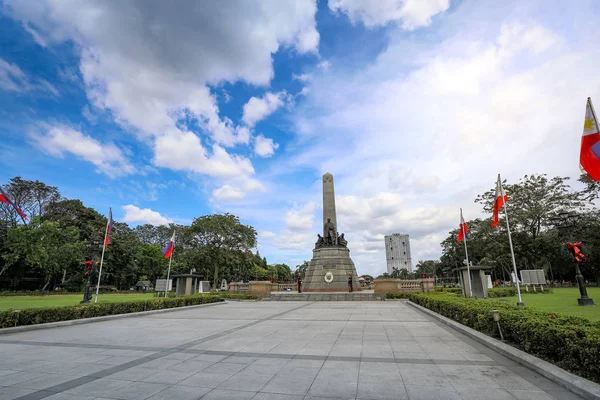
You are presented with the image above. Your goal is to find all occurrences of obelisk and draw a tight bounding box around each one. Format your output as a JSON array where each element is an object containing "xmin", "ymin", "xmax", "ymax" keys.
[
  {"xmin": 322, "ymin": 173, "xmax": 337, "ymax": 235},
  {"xmin": 302, "ymin": 172, "xmax": 360, "ymax": 292}
]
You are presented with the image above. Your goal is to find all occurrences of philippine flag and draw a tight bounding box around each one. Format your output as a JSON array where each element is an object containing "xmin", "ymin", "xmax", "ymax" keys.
[
  {"xmin": 457, "ymin": 208, "xmax": 468, "ymax": 242},
  {"xmin": 104, "ymin": 208, "xmax": 113, "ymax": 247},
  {"xmin": 580, "ymin": 97, "xmax": 600, "ymax": 181},
  {"xmin": 0, "ymin": 187, "xmax": 27, "ymax": 221},
  {"xmin": 492, "ymin": 175, "xmax": 508, "ymax": 228},
  {"xmin": 163, "ymin": 232, "xmax": 175, "ymax": 259}
]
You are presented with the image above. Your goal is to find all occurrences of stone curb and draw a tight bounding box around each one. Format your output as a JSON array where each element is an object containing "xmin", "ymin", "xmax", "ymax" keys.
[
  {"xmin": 407, "ymin": 301, "xmax": 600, "ymax": 400},
  {"xmin": 0, "ymin": 300, "xmax": 226, "ymax": 335}
]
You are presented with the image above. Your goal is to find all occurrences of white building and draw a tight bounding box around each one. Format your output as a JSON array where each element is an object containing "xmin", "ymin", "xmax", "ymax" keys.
[{"xmin": 385, "ymin": 233, "xmax": 412, "ymax": 273}]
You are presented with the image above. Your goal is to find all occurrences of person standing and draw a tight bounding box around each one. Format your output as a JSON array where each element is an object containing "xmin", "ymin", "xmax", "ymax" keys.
[
  {"xmin": 348, "ymin": 275, "xmax": 353, "ymax": 292},
  {"xmin": 297, "ymin": 276, "xmax": 302, "ymax": 293}
]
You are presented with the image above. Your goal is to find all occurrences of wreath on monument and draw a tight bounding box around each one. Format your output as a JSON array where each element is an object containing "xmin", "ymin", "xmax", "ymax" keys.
[{"xmin": 324, "ymin": 272, "xmax": 334, "ymax": 283}]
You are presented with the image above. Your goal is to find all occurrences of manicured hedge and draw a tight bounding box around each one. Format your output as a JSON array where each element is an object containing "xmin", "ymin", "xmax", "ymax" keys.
[
  {"xmin": 434, "ymin": 287, "xmax": 462, "ymax": 294},
  {"xmin": 0, "ymin": 294, "xmax": 228, "ymax": 329},
  {"xmin": 385, "ymin": 292, "xmax": 412, "ymax": 299},
  {"xmin": 409, "ymin": 293, "xmax": 600, "ymax": 383},
  {"xmin": 434, "ymin": 287, "xmax": 552, "ymax": 297}
]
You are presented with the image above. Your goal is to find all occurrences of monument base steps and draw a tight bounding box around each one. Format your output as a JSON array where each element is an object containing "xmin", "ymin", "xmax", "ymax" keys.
[{"xmin": 263, "ymin": 293, "xmax": 384, "ymax": 301}]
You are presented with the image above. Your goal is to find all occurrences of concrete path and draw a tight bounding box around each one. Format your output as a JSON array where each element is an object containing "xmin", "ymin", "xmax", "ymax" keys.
[{"xmin": 0, "ymin": 301, "xmax": 582, "ymax": 400}]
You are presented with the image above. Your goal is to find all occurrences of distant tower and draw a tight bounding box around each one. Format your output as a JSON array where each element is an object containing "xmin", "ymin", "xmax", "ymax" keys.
[{"xmin": 385, "ymin": 233, "xmax": 412, "ymax": 273}]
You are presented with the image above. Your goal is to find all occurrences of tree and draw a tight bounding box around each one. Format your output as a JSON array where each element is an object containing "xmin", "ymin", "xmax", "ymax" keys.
[
  {"xmin": 43, "ymin": 199, "xmax": 106, "ymax": 243},
  {"xmin": 0, "ymin": 177, "xmax": 61, "ymax": 226},
  {"xmin": 294, "ymin": 260, "xmax": 309, "ymax": 279},
  {"xmin": 3, "ymin": 218, "xmax": 84, "ymax": 289},
  {"xmin": 135, "ymin": 244, "xmax": 167, "ymax": 283},
  {"xmin": 415, "ymin": 260, "xmax": 440, "ymax": 276},
  {"xmin": 186, "ymin": 214, "xmax": 257, "ymax": 286}
]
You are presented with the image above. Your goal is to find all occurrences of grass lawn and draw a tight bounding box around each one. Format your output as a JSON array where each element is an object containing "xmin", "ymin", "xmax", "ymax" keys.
[
  {"xmin": 0, "ymin": 293, "xmax": 155, "ymax": 310},
  {"xmin": 493, "ymin": 287, "xmax": 600, "ymax": 321}
]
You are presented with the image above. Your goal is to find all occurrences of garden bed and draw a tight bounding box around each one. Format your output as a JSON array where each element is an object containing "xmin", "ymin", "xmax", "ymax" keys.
[
  {"xmin": 409, "ymin": 292, "xmax": 600, "ymax": 383},
  {"xmin": 0, "ymin": 293, "xmax": 256, "ymax": 329}
]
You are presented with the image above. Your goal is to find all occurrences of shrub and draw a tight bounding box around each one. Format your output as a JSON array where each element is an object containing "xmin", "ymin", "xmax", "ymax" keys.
[
  {"xmin": 434, "ymin": 287, "xmax": 462, "ymax": 294},
  {"xmin": 385, "ymin": 292, "xmax": 412, "ymax": 299},
  {"xmin": 487, "ymin": 287, "xmax": 516, "ymax": 297},
  {"xmin": 409, "ymin": 293, "xmax": 600, "ymax": 383},
  {"xmin": 0, "ymin": 294, "xmax": 226, "ymax": 329}
]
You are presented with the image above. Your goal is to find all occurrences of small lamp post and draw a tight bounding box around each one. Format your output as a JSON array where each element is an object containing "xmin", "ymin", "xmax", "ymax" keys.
[
  {"xmin": 491, "ymin": 310, "xmax": 504, "ymax": 341},
  {"xmin": 549, "ymin": 210, "xmax": 595, "ymax": 306}
]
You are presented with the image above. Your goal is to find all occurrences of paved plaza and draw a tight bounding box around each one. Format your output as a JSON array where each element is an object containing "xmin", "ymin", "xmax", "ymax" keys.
[{"xmin": 0, "ymin": 301, "xmax": 583, "ymax": 400}]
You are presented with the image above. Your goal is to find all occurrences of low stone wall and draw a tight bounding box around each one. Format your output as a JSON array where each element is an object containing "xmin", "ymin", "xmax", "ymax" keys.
[
  {"xmin": 229, "ymin": 282, "xmax": 249, "ymax": 293},
  {"xmin": 271, "ymin": 283, "xmax": 295, "ymax": 292},
  {"xmin": 373, "ymin": 278, "xmax": 435, "ymax": 294},
  {"xmin": 248, "ymin": 281, "xmax": 272, "ymax": 298}
]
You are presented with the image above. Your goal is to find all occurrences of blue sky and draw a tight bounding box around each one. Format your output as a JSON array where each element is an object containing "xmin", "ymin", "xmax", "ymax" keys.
[{"xmin": 1, "ymin": 0, "xmax": 600, "ymax": 276}]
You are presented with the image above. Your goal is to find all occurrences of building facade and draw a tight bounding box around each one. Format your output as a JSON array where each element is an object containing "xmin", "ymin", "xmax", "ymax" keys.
[{"xmin": 384, "ymin": 233, "xmax": 412, "ymax": 273}]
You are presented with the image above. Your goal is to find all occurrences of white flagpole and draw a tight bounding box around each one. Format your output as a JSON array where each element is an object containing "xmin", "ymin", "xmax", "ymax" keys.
[
  {"xmin": 94, "ymin": 208, "xmax": 110, "ymax": 303},
  {"xmin": 165, "ymin": 250, "xmax": 173, "ymax": 298},
  {"xmin": 461, "ymin": 208, "xmax": 473, "ymax": 297},
  {"xmin": 164, "ymin": 232, "xmax": 175, "ymax": 298},
  {"xmin": 499, "ymin": 176, "xmax": 525, "ymax": 306}
]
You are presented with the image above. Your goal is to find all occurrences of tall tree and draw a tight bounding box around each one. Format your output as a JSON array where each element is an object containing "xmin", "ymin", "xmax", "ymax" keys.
[
  {"xmin": 3, "ymin": 218, "xmax": 84, "ymax": 289},
  {"xmin": 0, "ymin": 177, "xmax": 61, "ymax": 226},
  {"xmin": 186, "ymin": 214, "xmax": 257, "ymax": 286}
]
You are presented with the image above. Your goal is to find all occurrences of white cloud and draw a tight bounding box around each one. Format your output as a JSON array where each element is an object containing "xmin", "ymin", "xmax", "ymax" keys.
[
  {"xmin": 317, "ymin": 60, "xmax": 332, "ymax": 71},
  {"xmin": 30, "ymin": 125, "xmax": 134, "ymax": 178},
  {"xmin": 153, "ymin": 130, "xmax": 254, "ymax": 178},
  {"xmin": 0, "ymin": 58, "xmax": 59, "ymax": 95},
  {"xmin": 273, "ymin": 201, "xmax": 317, "ymax": 250},
  {"xmin": 242, "ymin": 91, "xmax": 289, "ymax": 127},
  {"xmin": 292, "ymin": 73, "xmax": 312, "ymax": 82},
  {"xmin": 328, "ymin": 0, "xmax": 450, "ymax": 29},
  {"xmin": 254, "ymin": 134, "xmax": 279, "ymax": 158},
  {"xmin": 122, "ymin": 205, "xmax": 172, "ymax": 226},
  {"xmin": 212, "ymin": 185, "xmax": 245, "ymax": 202},
  {"xmin": 211, "ymin": 177, "xmax": 266, "ymax": 202},
  {"xmin": 4, "ymin": 0, "xmax": 318, "ymax": 174}
]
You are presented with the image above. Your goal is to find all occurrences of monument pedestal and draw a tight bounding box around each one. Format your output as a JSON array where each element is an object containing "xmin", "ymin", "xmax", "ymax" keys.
[{"xmin": 303, "ymin": 247, "xmax": 361, "ymax": 292}]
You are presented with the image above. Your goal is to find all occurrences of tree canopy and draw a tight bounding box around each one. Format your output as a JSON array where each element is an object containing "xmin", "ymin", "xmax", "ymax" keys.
[{"xmin": 0, "ymin": 177, "xmax": 289, "ymax": 291}]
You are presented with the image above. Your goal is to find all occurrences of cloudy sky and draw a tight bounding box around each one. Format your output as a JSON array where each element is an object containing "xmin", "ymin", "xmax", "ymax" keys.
[{"xmin": 0, "ymin": 0, "xmax": 598, "ymax": 277}]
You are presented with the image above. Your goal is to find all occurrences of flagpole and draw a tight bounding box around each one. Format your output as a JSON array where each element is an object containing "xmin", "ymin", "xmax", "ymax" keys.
[
  {"xmin": 94, "ymin": 213, "xmax": 110, "ymax": 304},
  {"xmin": 589, "ymin": 98, "xmax": 600, "ymax": 134},
  {"xmin": 461, "ymin": 208, "xmax": 473, "ymax": 297},
  {"xmin": 500, "ymin": 177, "xmax": 525, "ymax": 306},
  {"xmin": 165, "ymin": 249, "xmax": 173, "ymax": 298}
]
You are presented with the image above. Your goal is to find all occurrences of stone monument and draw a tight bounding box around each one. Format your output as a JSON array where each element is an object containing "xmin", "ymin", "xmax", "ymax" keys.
[{"xmin": 303, "ymin": 173, "xmax": 360, "ymax": 292}]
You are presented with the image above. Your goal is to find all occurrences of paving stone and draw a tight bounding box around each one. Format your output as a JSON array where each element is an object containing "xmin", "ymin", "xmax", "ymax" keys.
[
  {"xmin": 103, "ymin": 381, "xmax": 169, "ymax": 399},
  {"xmin": 201, "ymin": 388, "xmax": 257, "ymax": 399},
  {"xmin": 64, "ymin": 378, "xmax": 129, "ymax": 397},
  {"xmin": 405, "ymin": 384, "xmax": 462, "ymax": 400},
  {"xmin": 146, "ymin": 384, "xmax": 211, "ymax": 400}
]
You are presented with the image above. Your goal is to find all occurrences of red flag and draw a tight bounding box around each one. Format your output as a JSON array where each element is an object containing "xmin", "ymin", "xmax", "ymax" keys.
[
  {"xmin": 492, "ymin": 174, "xmax": 508, "ymax": 228},
  {"xmin": 580, "ymin": 98, "xmax": 600, "ymax": 180},
  {"xmin": 457, "ymin": 208, "xmax": 468, "ymax": 242},
  {"xmin": 162, "ymin": 232, "xmax": 175, "ymax": 259},
  {"xmin": 104, "ymin": 208, "xmax": 113, "ymax": 247},
  {"xmin": 0, "ymin": 187, "xmax": 27, "ymax": 221}
]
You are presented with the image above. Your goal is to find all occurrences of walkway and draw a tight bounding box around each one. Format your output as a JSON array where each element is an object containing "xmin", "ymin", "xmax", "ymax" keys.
[{"xmin": 0, "ymin": 301, "xmax": 582, "ymax": 400}]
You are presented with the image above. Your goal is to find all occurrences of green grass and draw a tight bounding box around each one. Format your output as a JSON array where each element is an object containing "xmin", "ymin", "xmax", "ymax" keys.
[
  {"xmin": 492, "ymin": 287, "xmax": 600, "ymax": 321},
  {"xmin": 0, "ymin": 293, "xmax": 155, "ymax": 310}
]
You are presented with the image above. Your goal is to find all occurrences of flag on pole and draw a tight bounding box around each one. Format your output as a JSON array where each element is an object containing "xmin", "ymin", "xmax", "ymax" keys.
[
  {"xmin": 162, "ymin": 232, "xmax": 175, "ymax": 259},
  {"xmin": 457, "ymin": 209, "xmax": 468, "ymax": 242},
  {"xmin": 580, "ymin": 97, "xmax": 600, "ymax": 181},
  {"xmin": 104, "ymin": 208, "xmax": 113, "ymax": 247},
  {"xmin": 0, "ymin": 187, "xmax": 27, "ymax": 221},
  {"xmin": 492, "ymin": 174, "xmax": 508, "ymax": 228}
]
